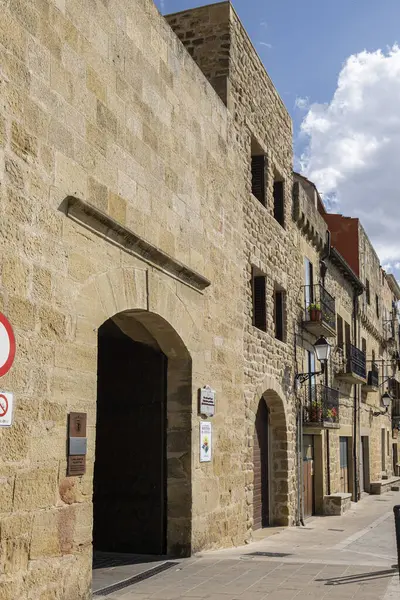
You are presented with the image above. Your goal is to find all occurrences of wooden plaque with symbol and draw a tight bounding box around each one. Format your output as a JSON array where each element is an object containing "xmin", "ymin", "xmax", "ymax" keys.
[{"xmin": 69, "ymin": 412, "xmax": 87, "ymax": 437}]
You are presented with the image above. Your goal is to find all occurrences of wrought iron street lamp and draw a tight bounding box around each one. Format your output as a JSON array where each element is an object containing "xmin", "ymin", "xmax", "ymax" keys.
[
  {"xmin": 296, "ymin": 336, "xmax": 331, "ymax": 385},
  {"xmin": 372, "ymin": 390, "xmax": 392, "ymax": 417}
]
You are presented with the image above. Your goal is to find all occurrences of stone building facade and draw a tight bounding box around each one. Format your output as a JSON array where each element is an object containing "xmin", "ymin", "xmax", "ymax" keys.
[
  {"xmin": 167, "ymin": 1, "xmax": 299, "ymax": 531},
  {"xmin": 0, "ymin": 1, "xmax": 399, "ymax": 599}
]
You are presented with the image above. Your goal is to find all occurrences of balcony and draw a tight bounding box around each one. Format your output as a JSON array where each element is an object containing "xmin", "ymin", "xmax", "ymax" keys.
[
  {"xmin": 336, "ymin": 344, "xmax": 367, "ymax": 384},
  {"xmin": 303, "ymin": 284, "xmax": 336, "ymax": 338},
  {"xmin": 303, "ymin": 384, "xmax": 340, "ymax": 428},
  {"xmin": 363, "ymin": 363, "xmax": 379, "ymax": 393}
]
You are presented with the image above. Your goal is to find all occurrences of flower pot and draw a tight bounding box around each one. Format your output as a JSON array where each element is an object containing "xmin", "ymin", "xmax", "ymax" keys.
[
  {"xmin": 310, "ymin": 308, "xmax": 322, "ymax": 322},
  {"xmin": 310, "ymin": 408, "xmax": 322, "ymax": 422}
]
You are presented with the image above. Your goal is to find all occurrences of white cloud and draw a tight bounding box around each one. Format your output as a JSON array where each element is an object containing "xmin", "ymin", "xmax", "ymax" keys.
[
  {"xmin": 294, "ymin": 96, "xmax": 309, "ymax": 110},
  {"xmin": 300, "ymin": 45, "xmax": 400, "ymax": 278},
  {"xmin": 259, "ymin": 41, "xmax": 272, "ymax": 49}
]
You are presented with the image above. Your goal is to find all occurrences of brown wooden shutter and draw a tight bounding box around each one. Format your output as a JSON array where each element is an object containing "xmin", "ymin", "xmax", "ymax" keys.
[
  {"xmin": 345, "ymin": 321, "xmax": 351, "ymax": 354},
  {"xmin": 275, "ymin": 291, "xmax": 284, "ymax": 341},
  {"xmin": 366, "ymin": 280, "xmax": 370, "ymax": 304},
  {"xmin": 251, "ymin": 155, "xmax": 266, "ymax": 205},
  {"xmin": 362, "ymin": 337, "xmax": 367, "ymax": 355},
  {"xmin": 273, "ymin": 180, "xmax": 284, "ymax": 226},
  {"xmin": 253, "ymin": 275, "xmax": 266, "ymax": 331},
  {"xmin": 337, "ymin": 315, "xmax": 344, "ymax": 349}
]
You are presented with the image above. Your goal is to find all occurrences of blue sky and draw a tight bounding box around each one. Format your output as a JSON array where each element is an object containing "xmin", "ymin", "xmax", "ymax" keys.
[
  {"xmin": 155, "ymin": 0, "xmax": 400, "ymax": 275},
  {"xmin": 155, "ymin": 0, "xmax": 400, "ymax": 143}
]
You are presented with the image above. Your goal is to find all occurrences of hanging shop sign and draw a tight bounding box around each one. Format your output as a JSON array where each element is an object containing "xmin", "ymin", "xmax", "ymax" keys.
[
  {"xmin": 199, "ymin": 385, "xmax": 216, "ymax": 417},
  {"xmin": 0, "ymin": 313, "xmax": 16, "ymax": 377},
  {"xmin": 200, "ymin": 421, "xmax": 212, "ymax": 463}
]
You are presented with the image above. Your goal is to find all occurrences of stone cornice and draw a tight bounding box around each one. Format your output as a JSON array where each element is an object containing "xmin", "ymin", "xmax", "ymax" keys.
[{"xmin": 64, "ymin": 196, "xmax": 211, "ymax": 292}]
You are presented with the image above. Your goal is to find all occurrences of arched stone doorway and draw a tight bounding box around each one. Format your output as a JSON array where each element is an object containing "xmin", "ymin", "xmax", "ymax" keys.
[
  {"xmin": 92, "ymin": 309, "xmax": 192, "ymax": 558},
  {"xmin": 253, "ymin": 399, "xmax": 270, "ymax": 529},
  {"xmin": 250, "ymin": 377, "xmax": 292, "ymax": 528}
]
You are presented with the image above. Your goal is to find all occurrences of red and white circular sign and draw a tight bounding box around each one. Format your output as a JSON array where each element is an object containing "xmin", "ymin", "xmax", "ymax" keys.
[{"xmin": 0, "ymin": 313, "xmax": 15, "ymax": 377}]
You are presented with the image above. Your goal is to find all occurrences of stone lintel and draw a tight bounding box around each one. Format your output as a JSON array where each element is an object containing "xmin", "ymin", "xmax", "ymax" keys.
[{"xmin": 65, "ymin": 196, "xmax": 211, "ymax": 292}]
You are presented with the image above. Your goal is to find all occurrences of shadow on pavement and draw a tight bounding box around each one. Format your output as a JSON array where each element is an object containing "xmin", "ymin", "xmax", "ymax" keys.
[{"xmin": 317, "ymin": 568, "xmax": 397, "ymax": 586}]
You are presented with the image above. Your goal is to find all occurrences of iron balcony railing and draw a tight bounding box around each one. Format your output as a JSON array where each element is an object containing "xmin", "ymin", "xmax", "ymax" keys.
[
  {"xmin": 367, "ymin": 363, "xmax": 379, "ymax": 387},
  {"xmin": 304, "ymin": 283, "xmax": 336, "ymax": 332},
  {"xmin": 345, "ymin": 343, "xmax": 367, "ymax": 380},
  {"xmin": 303, "ymin": 384, "xmax": 340, "ymax": 425}
]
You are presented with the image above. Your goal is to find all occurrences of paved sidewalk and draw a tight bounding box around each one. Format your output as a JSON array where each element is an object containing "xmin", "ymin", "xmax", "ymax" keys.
[{"xmin": 94, "ymin": 491, "xmax": 400, "ymax": 600}]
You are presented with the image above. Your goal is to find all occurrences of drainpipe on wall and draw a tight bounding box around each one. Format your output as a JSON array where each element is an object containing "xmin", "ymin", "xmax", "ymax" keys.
[
  {"xmin": 297, "ymin": 383, "xmax": 305, "ymax": 526},
  {"xmin": 324, "ymin": 361, "xmax": 331, "ymax": 496},
  {"xmin": 353, "ymin": 291, "xmax": 360, "ymax": 502},
  {"xmin": 295, "ymin": 325, "xmax": 305, "ymax": 527},
  {"xmin": 321, "ymin": 233, "xmax": 332, "ymax": 498},
  {"xmin": 299, "ymin": 398, "xmax": 305, "ymax": 526}
]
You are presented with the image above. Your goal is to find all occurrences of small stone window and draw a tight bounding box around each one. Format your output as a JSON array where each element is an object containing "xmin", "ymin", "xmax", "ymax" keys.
[
  {"xmin": 366, "ymin": 279, "xmax": 370, "ymax": 304},
  {"xmin": 376, "ymin": 294, "xmax": 380, "ymax": 319},
  {"xmin": 274, "ymin": 286, "xmax": 286, "ymax": 342},
  {"xmin": 251, "ymin": 138, "xmax": 267, "ymax": 206},
  {"xmin": 273, "ymin": 172, "xmax": 284, "ymax": 227},
  {"xmin": 252, "ymin": 267, "xmax": 267, "ymax": 331}
]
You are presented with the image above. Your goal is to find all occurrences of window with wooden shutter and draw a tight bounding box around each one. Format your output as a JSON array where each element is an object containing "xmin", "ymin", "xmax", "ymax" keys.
[
  {"xmin": 376, "ymin": 294, "xmax": 380, "ymax": 318},
  {"xmin": 273, "ymin": 179, "xmax": 284, "ymax": 227},
  {"xmin": 251, "ymin": 155, "xmax": 266, "ymax": 205},
  {"xmin": 362, "ymin": 337, "xmax": 367, "ymax": 356},
  {"xmin": 274, "ymin": 290, "xmax": 285, "ymax": 341},
  {"xmin": 345, "ymin": 321, "xmax": 351, "ymax": 355},
  {"xmin": 252, "ymin": 272, "xmax": 267, "ymax": 331},
  {"xmin": 366, "ymin": 279, "xmax": 370, "ymax": 304},
  {"xmin": 337, "ymin": 315, "xmax": 344, "ymax": 350}
]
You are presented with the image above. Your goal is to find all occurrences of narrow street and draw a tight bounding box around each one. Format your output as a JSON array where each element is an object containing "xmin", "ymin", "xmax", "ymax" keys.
[{"xmin": 94, "ymin": 491, "xmax": 400, "ymax": 600}]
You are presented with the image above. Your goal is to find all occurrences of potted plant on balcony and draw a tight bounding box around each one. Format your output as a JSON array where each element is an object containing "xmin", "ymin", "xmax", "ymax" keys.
[
  {"xmin": 310, "ymin": 400, "xmax": 322, "ymax": 423},
  {"xmin": 325, "ymin": 406, "xmax": 338, "ymax": 423},
  {"xmin": 308, "ymin": 302, "xmax": 322, "ymax": 323}
]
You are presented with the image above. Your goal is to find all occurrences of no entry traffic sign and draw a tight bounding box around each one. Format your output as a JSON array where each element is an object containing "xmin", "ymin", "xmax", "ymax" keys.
[
  {"xmin": 0, "ymin": 313, "xmax": 15, "ymax": 377},
  {"xmin": 0, "ymin": 392, "xmax": 13, "ymax": 427}
]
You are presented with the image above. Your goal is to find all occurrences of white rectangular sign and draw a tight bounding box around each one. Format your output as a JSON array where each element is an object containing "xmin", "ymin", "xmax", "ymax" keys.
[
  {"xmin": 200, "ymin": 421, "xmax": 212, "ymax": 463},
  {"xmin": 0, "ymin": 391, "xmax": 14, "ymax": 427},
  {"xmin": 199, "ymin": 386, "xmax": 216, "ymax": 417}
]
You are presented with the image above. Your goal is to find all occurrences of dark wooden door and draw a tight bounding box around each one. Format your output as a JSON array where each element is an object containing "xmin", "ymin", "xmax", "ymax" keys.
[
  {"xmin": 393, "ymin": 443, "xmax": 398, "ymax": 476},
  {"xmin": 303, "ymin": 435, "xmax": 314, "ymax": 518},
  {"xmin": 93, "ymin": 319, "xmax": 167, "ymax": 555},
  {"xmin": 361, "ymin": 436, "xmax": 369, "ymax": 492},
  {"xmin": 253, "ymin": 400, "xmax": 269, "ymax": 529},
  {"xmin": 340, "ymin": 437, "xmax": 349, "ymax": 494},
  {"xmin": 381, "ymin": 429, "xmax": 386, "ymax": 472}
]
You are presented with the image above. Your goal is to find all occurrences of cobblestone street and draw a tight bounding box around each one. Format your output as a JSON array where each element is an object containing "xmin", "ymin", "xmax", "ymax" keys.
[{"xmin": 95, "ymin": 492, "xmax": 400, "ymax": 600}]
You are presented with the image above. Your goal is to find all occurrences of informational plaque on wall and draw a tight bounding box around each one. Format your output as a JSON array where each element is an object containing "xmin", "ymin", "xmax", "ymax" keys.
[
  {"xmin": 67, "ymin": 412, "xmax": 87, "ymax": 477},
  {"xmin": 199, "ymin": 385, "xmax": 216, "ymax": 417},
  {"xmin": 200, "ymin": 421, "xmax": 212, "ymax": 463}
]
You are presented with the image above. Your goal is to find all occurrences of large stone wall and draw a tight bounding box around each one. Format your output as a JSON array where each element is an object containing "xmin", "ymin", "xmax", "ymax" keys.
[
  {"xmin": 1, "ymin": 1, "xmax": 399, "ymax": 597},
  {"xmin": 167, "ymin": 2, "xmax": 298, "ymax": 530},
  {"xmin": 0, "ymin": 0, "xmax": 250, "ymax": 596}
]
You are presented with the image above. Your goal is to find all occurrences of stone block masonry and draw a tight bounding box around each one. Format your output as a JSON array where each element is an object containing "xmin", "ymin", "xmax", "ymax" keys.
[{"xmin": 0, "ymin": 0, "xmax": 399, "ymax": 598}]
